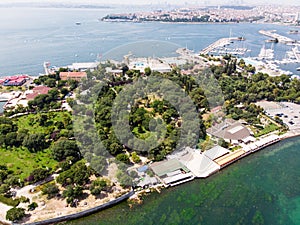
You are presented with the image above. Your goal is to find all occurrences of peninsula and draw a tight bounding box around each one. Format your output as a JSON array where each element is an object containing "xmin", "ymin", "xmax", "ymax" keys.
[{"xmin": 0, "ymin": 42, "xmax": 300, "ymax": 224}]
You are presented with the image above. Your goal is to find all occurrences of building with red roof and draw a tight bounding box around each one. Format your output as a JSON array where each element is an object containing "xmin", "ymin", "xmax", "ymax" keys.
[
  {"xmin": 2, "ymin": 74, "xmax": 29, "ymax": 86},
  {"xmin": 26, "ymin": 86, "xmax": 52, "ymax": 100}
]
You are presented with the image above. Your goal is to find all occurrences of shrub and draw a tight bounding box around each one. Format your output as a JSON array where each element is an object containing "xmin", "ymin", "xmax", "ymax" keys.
[
  {"xmin": 6, "ymin": 207, "xmax": 25, "ymax": 222},
  {"xmin": 0, "ymin": 195, "xmax": 20, "ymax": 207},
  {"xmin": 28, "ymin": 202, "xmax": 38, "ymax": 211},
  {"xmin": 42, "ymin": 183, "xmax": 59, "ymax": 199}
]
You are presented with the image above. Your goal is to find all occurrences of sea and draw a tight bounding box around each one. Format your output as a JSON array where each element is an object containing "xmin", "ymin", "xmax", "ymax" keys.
[
  {"xmin": 0, "ymin": 6, "xmax": 300, "ymax": 225},
  {"xmin": 0, "ymin": 7, "xmax": 299, "ymax": 77},
  {"xmin": 63, "ymin": 136, "xmax": 300, "ymax": 225}
]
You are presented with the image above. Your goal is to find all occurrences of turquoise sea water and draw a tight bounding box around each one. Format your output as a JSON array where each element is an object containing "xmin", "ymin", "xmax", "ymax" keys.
[{"xmin": 64, "ymin": 137, "xmax": 300, "ymax": 225}]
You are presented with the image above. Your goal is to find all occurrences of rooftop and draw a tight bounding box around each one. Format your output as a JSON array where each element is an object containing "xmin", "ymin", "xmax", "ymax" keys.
[
  {"xmin": 207, "ymin": 119, "xmax": 252, "ymax": 141},
  {"xmin": 214, "ymin": 149, "xmax": 246, "ymax": 167},
  {"xmin": 26, "ymin": 86, "xmax": 51, "ymax": 100},
  {"xmin": 204, "ymin": 145, "xmax": 231, "ymax": 160},
  {"xmin": 150, "ymin": 158, "xmax": 188, "ymax": 177},
  {"xmin": 179, "ymin": 150, "xmax": 220, "ymax": 178},
  {"xmin": 68, "ymin": 62, "xmax": 98, "ymax": 71},
  {"xmin": 60, "ymin": 72, "xmax": 87, "ymax": 80}
]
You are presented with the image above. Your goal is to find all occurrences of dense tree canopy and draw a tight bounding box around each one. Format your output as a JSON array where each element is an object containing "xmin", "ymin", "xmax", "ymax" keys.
[
  {"xmin": 51, "ymin": 139, "xmax": 81, "ymax": 162},
  {"xmin": 26, "ymin": 168, "xmax": 51, "ymax": 184},
  {"xmin": 56, "ymin": 161, "xmax": 92, "ymax": 186},
  {"xmin": 22, "ymin": 133, "xmax": 47, "ymax": 152}
]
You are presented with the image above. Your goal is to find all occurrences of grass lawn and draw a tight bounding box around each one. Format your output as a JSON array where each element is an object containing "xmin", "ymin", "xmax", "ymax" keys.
[
  {"xmin": 1, "ymin": 112, "xmax": 72, "ymax": 180},
  {"xmin": 132, "ymin": 126, "xmax": 152, "ymax": 139},
  {"xmin": 0, "ymin": 147, "xmax": 58, "ymax": 180},
  {"xmin": 254, "ymin": 123, "xmax": 280, "ymax": 137},
  {"xmin": 14, "ymin": 111, "xmax": 72, "ymax": 134}
]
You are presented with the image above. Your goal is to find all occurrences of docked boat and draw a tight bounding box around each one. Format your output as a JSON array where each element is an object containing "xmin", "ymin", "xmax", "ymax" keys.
[
  {"xmin": 265, "ymin": 38, "xmax": 278, "ymax": 43},
  {"xmin": 292, "ymin": 46, "xmax": 300, "ymax": 62},
  {"xmin": 258, "ymin": 45, "xmax": 274, "ymax": 60}
]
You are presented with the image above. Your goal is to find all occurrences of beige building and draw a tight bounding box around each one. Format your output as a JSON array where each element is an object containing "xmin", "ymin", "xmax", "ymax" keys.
[{"xmin": 59, "ymin": 72, "xmax": 87, "ymax": 81}]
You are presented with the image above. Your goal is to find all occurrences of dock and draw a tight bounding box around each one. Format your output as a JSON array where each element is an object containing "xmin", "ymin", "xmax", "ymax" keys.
[
  {"xmin": 259, "ymin": 30, "xmax": 296, "ymax": 44},
  {"xmin": 200, "ymin": 38, "xmax": 231, "ymax": 55},
  {"xmin": 200, "ymin": 37, "xmax": 246, "ymax": 55}
]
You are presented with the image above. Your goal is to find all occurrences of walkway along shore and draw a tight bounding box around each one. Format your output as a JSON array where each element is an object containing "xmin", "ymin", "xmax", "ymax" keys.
[
  {"xmin": 2, "ymin": 132, "xmax": 299, "ymax": 225},
  {"xmin": 15, "ymin": 190, "xmax": 134, "ymax": 225}
]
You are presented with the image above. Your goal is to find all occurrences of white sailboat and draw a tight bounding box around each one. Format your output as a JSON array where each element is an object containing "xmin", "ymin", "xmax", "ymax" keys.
[
  {"xmin": 258, "ymin": 44, "xmax": 274, "ymax": 60},
  {"xmin": 292, "ymin": 45, "xmax": 300, "ymax": 62}
]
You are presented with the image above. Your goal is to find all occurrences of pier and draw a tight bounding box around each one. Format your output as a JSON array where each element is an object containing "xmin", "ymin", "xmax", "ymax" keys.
[
  {"xmin": 200, "ymin": 38, "xmax": 230, "ymax": 55},
  {"xmin": 259, "ymin": 30, "xmax": 296, "ymax": 44},
  {"xmin": 200, "ymin": 37, "xmax": 244, "ymax": 55}
]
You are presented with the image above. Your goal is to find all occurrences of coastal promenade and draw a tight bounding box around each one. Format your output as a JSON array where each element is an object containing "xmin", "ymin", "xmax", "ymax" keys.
[
  {"xmin": 22, "ymin": 190, "xmax": 134, "ymax": 225},
  {"xmin": 0, "ymin": 190, "xmax": 134, "ymax": 225}
]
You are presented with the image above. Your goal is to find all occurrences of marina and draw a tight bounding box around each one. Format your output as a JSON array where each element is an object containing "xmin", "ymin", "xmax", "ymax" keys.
[{"xmin": 199, "ymin": 37, "xmax": 246, "ymax": 56}]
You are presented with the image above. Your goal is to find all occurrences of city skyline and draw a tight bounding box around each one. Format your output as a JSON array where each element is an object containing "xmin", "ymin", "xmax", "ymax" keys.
[{"xmin": 1, "ymin": 0, "xmax": 300, "ymax": 6}]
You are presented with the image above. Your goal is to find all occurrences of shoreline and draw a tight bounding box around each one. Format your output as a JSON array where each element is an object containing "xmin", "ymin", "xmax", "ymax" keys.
[
  {"xmin": 0, "ymin": 190, "xmax": 134, "ymax": 225},
  {"xmin": 1, "ymin": 98, "xmax": 300, "ymax": 224},
  {"xmin": 0, "ymin": 46, "xmax": 300, "ymax": 225},
  {"xmin": 0, "ymin": 131, "xmax": 293, "ymax": 225},
  {"xmin": 101, "ymin": 20, "xmax": 295, "ymax": 27},
  {"xmin": 22, "ymin": 190, "xmax": 134, "ymax": 225},
  {"xmin": 128, "ymin": 130, "xmax": 300, "ymax": 206},
  {"xmin": 0, "ymin": 116, "xmax": 299, "ymax": 224}
]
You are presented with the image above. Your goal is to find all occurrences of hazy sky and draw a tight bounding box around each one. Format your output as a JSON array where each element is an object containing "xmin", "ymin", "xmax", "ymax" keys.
[{"xmin": 1, "ymin": 0, "xmax": 300, "ymax": 5}]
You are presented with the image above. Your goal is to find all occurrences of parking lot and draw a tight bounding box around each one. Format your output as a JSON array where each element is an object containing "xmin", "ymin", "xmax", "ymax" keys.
[{"xmin": 256, "ymin": 101, "xmax": 300, "ymax": 130}]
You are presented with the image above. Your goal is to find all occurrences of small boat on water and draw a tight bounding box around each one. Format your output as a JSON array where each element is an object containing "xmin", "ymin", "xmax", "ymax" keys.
[
  {"xmin": 265, "ymin": 38, "xmax": 278, "ymax": 43},
  {"xmin": 289, "ymin": 30, "xmax": 298, "ymax": 34},
  {"xmin": 75, "ymin": 22, "xmax": 81, "ymax": 25},
  {"xmin": 297, "ymin": 67, "xmax": 300, "ymax": 71}
]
